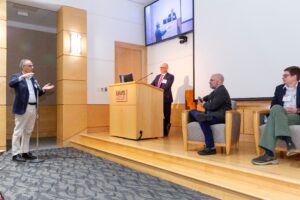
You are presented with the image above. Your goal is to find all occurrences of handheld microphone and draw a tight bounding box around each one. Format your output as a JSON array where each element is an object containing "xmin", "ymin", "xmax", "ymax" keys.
[
  {"xmin": 198, "ymin": 96, "xmax": 203, "ymax": 103},
  {"xmin": 136, "ymin": 72, "xmax": 153, "ymax": 82},
  {"xmin": 34, "ymin": 79, "xmax": 42, "ymax": 90}
]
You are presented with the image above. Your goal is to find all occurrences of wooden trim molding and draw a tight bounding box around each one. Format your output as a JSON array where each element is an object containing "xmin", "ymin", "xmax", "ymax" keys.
[{"xmin": 0, "ymin": 0, "xmax": 6, "ymax": 150}]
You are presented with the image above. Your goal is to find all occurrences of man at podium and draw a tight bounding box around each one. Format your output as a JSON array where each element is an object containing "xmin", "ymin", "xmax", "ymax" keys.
[{"xmin": 151, "ymin": 63, "xmax": 174, "ymax": 136}]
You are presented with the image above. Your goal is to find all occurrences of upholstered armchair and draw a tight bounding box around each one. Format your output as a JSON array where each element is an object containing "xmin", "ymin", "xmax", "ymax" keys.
[
  {"xmin": 181, "ymin": 101, "xmax": 241, "ymax": 155},
  {"xmin": 253, "ymin": 110, "xmax": 300, "ymax": 155}
]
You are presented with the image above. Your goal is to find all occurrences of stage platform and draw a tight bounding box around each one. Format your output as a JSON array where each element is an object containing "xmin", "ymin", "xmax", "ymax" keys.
[{"xmin": 70, "ymin": 130, "xmax": 300, "ymax": 200}]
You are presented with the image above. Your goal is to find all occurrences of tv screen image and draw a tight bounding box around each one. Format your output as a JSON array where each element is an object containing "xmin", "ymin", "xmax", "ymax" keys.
[
  {"xmin": 119, "ymin": 73, "xmax": 134, "ymax": 83},
  {"xmin": 145, "ymin": 0, "xmax": 193, "ymax": 46}
]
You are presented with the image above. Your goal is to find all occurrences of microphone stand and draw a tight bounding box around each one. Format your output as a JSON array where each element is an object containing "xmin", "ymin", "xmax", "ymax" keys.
[
  {"xmin": 136, "ymin": 72, "xmax": 153, "ymax": 82},
  {"xmin": 30, "ymin": 83, "xmax": 45, "ymax": 163}
]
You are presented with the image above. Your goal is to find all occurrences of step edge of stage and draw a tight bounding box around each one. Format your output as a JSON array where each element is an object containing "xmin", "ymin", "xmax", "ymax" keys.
[
  {"xmin": 79, "ymin": 132, "xmax": 300, "ymax": 186},
  {"xmin": 70, "ymin": 141, "xmax": 258, "ymax": 200},
  {"xmin": 70, "ymin": 135, "xmax": 300, "ymax": 199}
]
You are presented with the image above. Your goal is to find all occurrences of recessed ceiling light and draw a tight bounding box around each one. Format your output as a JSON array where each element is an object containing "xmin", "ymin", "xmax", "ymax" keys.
[{"xmin": 17, "ymin": 10, "xmax": 29, "ymax": 17}]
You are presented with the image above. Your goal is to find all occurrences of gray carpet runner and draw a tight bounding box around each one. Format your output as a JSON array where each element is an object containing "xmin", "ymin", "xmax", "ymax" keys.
[{"xmin": 0, "ymin": 147, "xmax": 217, "ymax": 200}]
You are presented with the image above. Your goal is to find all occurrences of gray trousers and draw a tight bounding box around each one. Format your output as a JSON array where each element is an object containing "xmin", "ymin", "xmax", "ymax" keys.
[{"xmin": 259, "ymin": 105, "xmax": 300, "ymax": 152}]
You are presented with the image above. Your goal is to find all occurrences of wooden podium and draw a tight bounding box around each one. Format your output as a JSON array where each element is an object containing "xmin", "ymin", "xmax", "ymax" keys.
[{"xmin": 109, "ymin": 82, "xmax": 164, "ymax": 140}]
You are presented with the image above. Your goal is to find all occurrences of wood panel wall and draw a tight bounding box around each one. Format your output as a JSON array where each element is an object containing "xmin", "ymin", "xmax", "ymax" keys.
[
  {"xmin": 182, "ymin": 100, "xmax": 271, "ymax": 135},
  {"xmin": 87, "ymin": 105, "xmax": 109, "ymax": 132},
  {"xmin": 86, "ymin": 104, "xmax": 184, "ymax": 135},
  {"xmin": 236, "ymin": 100, "xmax": 270, "ymax": 135},
  {"xmin": 86, "ymin": 100, "xmax": 271, "ymax": 137},
  {"xmin": 0, "ymin": 0, "xmax": 6, "ymax": 151},
  {"xmin": 57, "ymin": 6, "xmax": 87, "ymax": 145},
  {"xmin": 6, "ymin": 105, "xmax": 57, "ymax": 139}
]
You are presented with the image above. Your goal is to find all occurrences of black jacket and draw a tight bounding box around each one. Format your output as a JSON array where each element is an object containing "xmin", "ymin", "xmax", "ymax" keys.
[
  {"xmin": 271, "ymin": 83, "xmax": 300, "ymax": 108},
  {"xmin": 9, "ymin": 73, "xmax": 45, "ymax": 115},
  {"xmin": 203, "ymin": 85, "xmax": 232, "ymax": 121},
  {"xmin": 151, "ymin": 73, "xmax": 174, "ymax": 103}
]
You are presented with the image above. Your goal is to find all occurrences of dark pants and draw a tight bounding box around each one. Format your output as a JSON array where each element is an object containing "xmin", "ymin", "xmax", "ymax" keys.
[
  {"xmin": 189, "ymin": 109, "xmax": 224, "ymax": 148},
  {"xmin": 164, "ymin": 103, "xmax": 171, "ymax": 136}
]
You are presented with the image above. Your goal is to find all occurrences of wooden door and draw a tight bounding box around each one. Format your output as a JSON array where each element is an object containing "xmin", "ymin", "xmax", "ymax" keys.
[{"xmin": 115, "ymin": 41, "xmax": 147, "ymax": 83}]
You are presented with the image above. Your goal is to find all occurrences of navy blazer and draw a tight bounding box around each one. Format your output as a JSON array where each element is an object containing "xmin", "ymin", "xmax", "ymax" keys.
[
  {"xmin": 271, "ymin": 83, "xmax": 300, "ymax": 108},
  {"xmin": 151, "ymin": 73, "xmax": 174, "ymax": 103},
  {"xmin": 9, "ymin": 73, "xmax": 45, "ymax": 115}
]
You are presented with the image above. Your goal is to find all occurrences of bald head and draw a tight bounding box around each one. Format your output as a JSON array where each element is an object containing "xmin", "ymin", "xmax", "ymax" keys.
[
  {"xmin": 209, "ymin": 73, "xmax": 224, "ymax": 89},
  {"xmin": 212, "ymin": 73, "xmax": 224, "ymax": 83}
]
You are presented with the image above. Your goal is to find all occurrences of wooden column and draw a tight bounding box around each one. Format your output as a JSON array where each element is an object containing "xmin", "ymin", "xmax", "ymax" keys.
[
  {"xmin": 57, "ymin": 6, "xmax": 87, "ymax": 145},
  {"xmin": 0, "ymin": 0, "xmax": 6, "ymax": 151}
]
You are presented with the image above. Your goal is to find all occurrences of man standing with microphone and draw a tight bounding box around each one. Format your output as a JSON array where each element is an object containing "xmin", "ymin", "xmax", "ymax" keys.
[
  {"xmin": 151, "ymin": 63, "xmax": 174, "ymax": 137},
  {"xmin": 9, "ymin": 59, "xmax": 54, "ymax": 162}
]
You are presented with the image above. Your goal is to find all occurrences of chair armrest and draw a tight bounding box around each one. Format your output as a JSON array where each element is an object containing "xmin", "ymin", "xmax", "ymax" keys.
[
  {"xmin": 225, "ymin": 110, "xmax": 241, "ymax": 154},
  {"xmin": 182, "ymin": 110, "xmax": 190, "ymax": 150},
  {"xmin": 225, "ymin": 110, "xmax": 241, "ymax": 128},
  {"xmin": 254, "ymin": 109, "xmax": 270, "ymax": 115},
  {"xmin": 225, "ymin": 110, "xmax": 241, "ymax": 117},
  {"xmin": 253, "ymin": 109, "xmax": 270, "ymax": 155}
]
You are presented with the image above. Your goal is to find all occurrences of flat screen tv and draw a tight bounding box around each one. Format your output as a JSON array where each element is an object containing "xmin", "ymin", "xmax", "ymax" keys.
[
  {"xmin": 144, "ymin": 0, "xmax": 194, "ymax": 46},
  {"xmin": 119, "ymin": 73, "xmax": 134, "ymax": 83}
]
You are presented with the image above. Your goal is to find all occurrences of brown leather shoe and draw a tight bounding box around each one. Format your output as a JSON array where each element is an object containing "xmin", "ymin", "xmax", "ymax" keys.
[{"xmin": 12, "ymin": 154, "xmax": 26, "ymax": 162}]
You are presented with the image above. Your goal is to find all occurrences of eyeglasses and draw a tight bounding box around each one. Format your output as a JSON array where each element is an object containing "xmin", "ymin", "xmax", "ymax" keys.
[{"xmin": 24, "ymin": 64, "xmax": 34, "ymax": 68}]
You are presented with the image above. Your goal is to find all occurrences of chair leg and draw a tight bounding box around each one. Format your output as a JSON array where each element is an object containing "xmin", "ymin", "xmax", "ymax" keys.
[
  {"xmin": 226, "ymin": 142, "xmax": 231, "ymax": 155},
  {"xmin": 235, "ymin": 142, "xmax": 239, "ymax": 149},
  {"xmin": 184, "ymin": 142, "xmax": 188, "ymax": 150},
  {"xmin": 220, "ymin": 147, "xmax": 224, "ymax": 154}
]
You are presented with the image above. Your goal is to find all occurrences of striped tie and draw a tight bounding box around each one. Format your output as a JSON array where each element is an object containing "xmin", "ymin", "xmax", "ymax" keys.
[{"xmin": 157, "ymin": 75, "xmax": 164, "ymax": 88}]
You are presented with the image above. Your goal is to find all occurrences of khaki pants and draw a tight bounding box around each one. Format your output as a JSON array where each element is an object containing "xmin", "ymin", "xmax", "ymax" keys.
[
  {"xmin": 12, "ymin": 105, "xmax": 36, "ymax": 156},
  {"xmin": 259, "ymin": 105, "xmax": 300, "ymax": 152}
]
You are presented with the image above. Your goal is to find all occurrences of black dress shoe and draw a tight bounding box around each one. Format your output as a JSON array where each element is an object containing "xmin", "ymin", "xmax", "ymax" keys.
[
  {"xmin": 12, "ymin": 154, "xmax": 26, "ymax": 162},
  {"xmin": 198, "ymin": 147, "xmax": 216, "ymax": 155},
  {"xmin": 22, "ymin": 152, "xmax": 37, "ymax": 160}
]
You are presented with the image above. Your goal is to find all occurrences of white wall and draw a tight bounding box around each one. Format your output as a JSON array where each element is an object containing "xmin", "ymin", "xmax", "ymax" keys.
[
  {"xmin": 147, "ymin": 33, "xmax": 193, "ymax": 104},
  {"xmin": 84, "ymin": 0, "xmax": 145, "ymax": 104},
  {"xmin": 14, "ymin": 0, "xmax": 300, "ymax": 105},
  {"xmin": 11, "ymin": 0, "xmax": 192, "ymax": 104},
  {"xmin": 194, "ymin": 0, "xmax": 300, "ymax": 99},
  {"xmin": 12, "ymin": 0, "xmax": 146, "ymax": 104}
]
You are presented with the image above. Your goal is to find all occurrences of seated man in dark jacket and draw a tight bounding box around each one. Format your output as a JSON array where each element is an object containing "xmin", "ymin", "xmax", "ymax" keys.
[
  {"xmin": 252, "ymin": 66, "xmax": 300, "ymax": 165},
  {"xmin": 189, "ymin": 74, "xmax": 232, "ymax": 155}
]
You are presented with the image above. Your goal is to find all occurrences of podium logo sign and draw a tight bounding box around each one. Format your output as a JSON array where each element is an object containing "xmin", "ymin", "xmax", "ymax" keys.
[{"xmin": 116, "ymin": 90, "xmax": 128, "ymax": 102}]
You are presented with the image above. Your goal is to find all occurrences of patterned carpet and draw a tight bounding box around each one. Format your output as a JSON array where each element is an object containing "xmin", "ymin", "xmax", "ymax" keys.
[{"xmin": 0, "ymin": 147, "xmax": 217, "ymax": 200}]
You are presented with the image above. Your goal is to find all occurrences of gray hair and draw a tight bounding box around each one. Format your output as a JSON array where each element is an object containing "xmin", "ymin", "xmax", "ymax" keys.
[{"xmin": 19, "ymin": 59, "xmax": 31, "ymax": 69}]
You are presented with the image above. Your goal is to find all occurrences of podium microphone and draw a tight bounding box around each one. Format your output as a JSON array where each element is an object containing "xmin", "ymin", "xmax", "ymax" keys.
[{"xmin": 136, "ymin": 72, "xmax": 153, "ymax": 82}]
